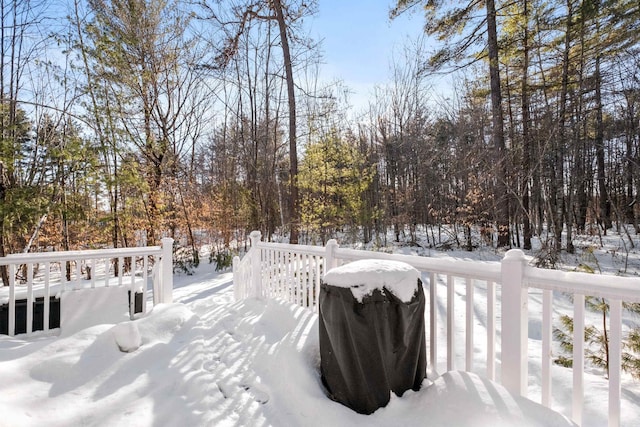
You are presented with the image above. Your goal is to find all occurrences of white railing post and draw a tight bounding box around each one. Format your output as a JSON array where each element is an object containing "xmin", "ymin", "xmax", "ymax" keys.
[
  {"xmin": 152, "ymin": 259, "xmax": 161, "ymax": 305},
  {"xmin": 501, "ymin": 248, "xmax": 529, "ymax": 397},
  {"xmin": 250, "ymin": 230, "xmax": 262, "ymax": 298},
  {"xmin": 325, "ymin": 239, "xmax": 339, "ymax": 271},
  {"xmin": 232, "ymin": 255, "xmax": 241, "ymax": 301},
  {"xmin": 9, "ymin": 263, "xmax": 15, "ymax": 336},
  {"xmin": 160, "ymin": 237, "xmax": 174, "ymax": 304}
]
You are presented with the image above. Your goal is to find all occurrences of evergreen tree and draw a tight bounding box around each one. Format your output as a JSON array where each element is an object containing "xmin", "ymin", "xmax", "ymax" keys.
[
  {"xmin": 299, "ymin": 130, "xmax": 373, "ymax": 244},
  {"xmin": 84, "ymin": 0, "xmax": 199, "ymax": 245}
]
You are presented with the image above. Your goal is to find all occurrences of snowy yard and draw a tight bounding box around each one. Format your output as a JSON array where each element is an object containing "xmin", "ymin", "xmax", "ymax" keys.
[{"xmin": 0, "ymin": 249, "xmax": 638, "ymax": 426}]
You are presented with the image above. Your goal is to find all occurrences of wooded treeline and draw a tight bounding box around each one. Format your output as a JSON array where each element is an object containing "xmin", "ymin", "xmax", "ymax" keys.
[{"xmin": 1, "ymin": 0, "xmax": 639, "ymax": 283}]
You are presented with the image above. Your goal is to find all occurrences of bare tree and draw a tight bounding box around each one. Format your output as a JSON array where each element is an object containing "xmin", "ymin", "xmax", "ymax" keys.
[{"xmin": 200, "ymin": 0, "xmax": 315, "ymax": 243}]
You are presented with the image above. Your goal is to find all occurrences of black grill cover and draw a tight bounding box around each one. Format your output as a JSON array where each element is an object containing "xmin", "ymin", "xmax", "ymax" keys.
[{"xmin": 319, "ymin": 279, "xmax": 427, "ymax": 414}]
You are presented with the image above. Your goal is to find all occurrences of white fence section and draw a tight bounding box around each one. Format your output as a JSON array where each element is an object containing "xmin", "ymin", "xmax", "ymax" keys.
[
  {"xmin": 233, "ymin": 231, "xmax": 640, "ymax": 427},
  {"xmin": 0, "ymin": 237, "xmax": 174, "ymax": 337}
]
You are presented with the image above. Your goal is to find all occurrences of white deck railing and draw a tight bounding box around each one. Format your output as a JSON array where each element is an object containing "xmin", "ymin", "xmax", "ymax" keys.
[
  {"xmin": 0, "ymin": 237, "xmax": 174, "ymax": 337},
  {"xmin": 233, "ymin": 231, "xmax": 640, "ymax": 427}
]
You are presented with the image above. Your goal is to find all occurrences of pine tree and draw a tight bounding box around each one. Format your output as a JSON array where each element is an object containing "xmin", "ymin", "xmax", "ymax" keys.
[{"xmin": 299, "ymin": 130, "xmax": 374, "ymax": 244}]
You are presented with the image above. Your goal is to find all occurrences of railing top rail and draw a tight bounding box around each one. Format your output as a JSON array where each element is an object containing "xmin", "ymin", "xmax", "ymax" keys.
[
  {"xmin": 255, "ymin": 241, "xmax": 504, "ymax": 281},
  {"xmin": 0, "ymin": 245, "xmax": 163, "ymax": 265},
  {"xmin": 335, "ymin": 247, "xmax": 503, "ymax": 281},
  {"xmin": 256, "ymin": 241, "xmax": 328, "ymax": 257},
  {"xmin": 525, "ymin": 266, "xmax": 640, "ymax": 302}
]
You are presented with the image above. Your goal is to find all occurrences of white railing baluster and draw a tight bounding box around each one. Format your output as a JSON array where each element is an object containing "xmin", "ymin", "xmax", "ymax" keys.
[
  {"xmin": 262, "ymin": 248, "xmax": 268, "ymax": 299},
  {"xmin": 75, "ymin": 261, "xmax": 81, "ymax": 290},
  {"xmin": 276, "ymin": 250, "xmax": 281, "ymax": 299},
  {"xmin": 44, "ymin": 262, "xmax": 51, "ymax": 332},
  {"xmin": 314, "ymin": 255, "xmax": 321, "ymax": 312},
  {"xmin": 301, "ymin": 253, "xmax": 306, "ymax": 307},
  {"xmin": 295, "ymin": 253, "xmax": 300, "ymax": 306},
  {"xmin": 142, "ymin": 255, "xmax": 148, "ymax": 315},
  {"xmin": 259, "ymin": 248, "xmax": 265, "ymax": 296},
  {"xmin": 284, "ymin": 251, "xmax": 288, "ymax": 301},
  {"xmin": 573, "ymin": 294, "xmax": 585, "ymax": 426},
  {"xmin": 282, "ymin": 251, "xmax": 287, "ymax": 300},
  {"xmin": 296, "ymin": 254, "xmax": 302, "ymax": 306},
  {"xmin": 278, "ymin": 251, "xmax": 283, "ymax": 300},
  {"xmin": 542, "ymin": 289, "xmax": 553, "ymax": 407},
  {"xmin": 609, "ymin": 299, "xmax": 622, "ymax": 427},
  {"xmin": 429, "ymin": 272, "xmax": 437, "ymax": 373},
  {"xmin": 272, "ymin": 250, "xmax": 277, "ymax": 298},
  {"xmin": 61, "ymin": 262, "xmax": 67, "ymax": 292},
  {"xmin": 91, "ymin": 259, "xmax": 96, "ymax": 288},
  {"xmin": 26, "ymin": 263, "xmax": 34, "ymax": 335},
  {"xmin": 302, "ymin": 253, "xmax": 308, "ymax": 307},
  {"xmin": 262, "ymin": 248, "xmax": 268, "ymax": 298},
  {"xmin": 270, "ymin": 249, "xmax": 276, "ymax": 299},
  {"xmin": 279, "ymin": 250, "xmax": 284, "ymax": 299},
  {"xmin": 291, "ymin": 251, "xmax": 296, "ymax": 303},
  {"xmin": 487, "ymin": 280, "xmax": 495, "ymax": 381},
  {"xmin": 283, "ymin": 251, "xmax": 287, "ymax": 300},
  {"xmin": 288, "ymin": 251, "xmax": 294, "ymax": 302},
  {"xmin": 296, "ymin": 253, "xmax": 301, "ymax": 306},
  {"xmin": 305, "ymin": 253, "xmax": 311, "ymax": 308},
  {"xmin": 466, "ymin": 277, "xmax": 474, "ymax": 372},
  {"xmin": 233, "ymin": 256, "xmax": 240, "ymax": 300},
  {"xmin": 447, "ymin": 274, "xmax": 455, "ymax": 371},
  {"xmin": 130, "ymin": 256, "xmax": 136, "ymax": 317},
  {"xmin": 105, "ymin": 258, "xmax": 110, "ymax": 286},
  {"xmin": 294, "ymin": 253, "xmax": 299, "ymax": 305},
  {"xmin": 307, "ymin": 254, "xmax": 312, "ymax": 309},
  {"xmin": 118, "ymin": 257, "xmax": 124, "ymax": 287},
  {"xmin": 276, "ymin": 250, "xmax": 280, "ymax": 299},
  {"xmin": 9, "ymin": 264, "xmax": 15, "ymax": 336}
]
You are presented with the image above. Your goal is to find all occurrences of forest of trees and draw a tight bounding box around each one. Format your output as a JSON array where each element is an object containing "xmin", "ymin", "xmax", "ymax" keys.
[{"xmin": 1, "ymin": 0, "xmax": 639, "ymax": 284}]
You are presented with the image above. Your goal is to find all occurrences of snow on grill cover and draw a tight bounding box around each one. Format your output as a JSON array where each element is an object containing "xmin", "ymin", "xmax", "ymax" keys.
[{"xmin": 319, "ymin": 259, "xmax": 427, "ymax": 414}]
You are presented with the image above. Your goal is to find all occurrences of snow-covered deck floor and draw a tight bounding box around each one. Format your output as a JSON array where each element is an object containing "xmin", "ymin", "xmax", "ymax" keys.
[{"xmin": 0, "ymin": 265, "xmax": 581, "ymax": 426}]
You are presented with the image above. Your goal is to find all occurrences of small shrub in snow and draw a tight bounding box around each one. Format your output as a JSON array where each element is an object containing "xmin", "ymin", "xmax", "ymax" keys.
[
  {"xmin": 623, "ymin": 329, "xmax": 640, "ymax": 380},
  {"xmin": 209, "ymin": 249, "xmax": 234, "ymax": 271},
  {"xmin": 554, "ymin": 307, "xmax": 640, "ymax": 379},
  {"xmin": 173, "ymin": 244, "xmax": 198, "ymax": 275}
]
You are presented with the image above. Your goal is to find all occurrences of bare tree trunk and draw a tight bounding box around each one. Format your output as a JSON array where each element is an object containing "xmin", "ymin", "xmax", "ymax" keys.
[
  {"xmin": 271, "ymin": 0, "xmax": 299, "ymax": 244},
  {"xmin": 553, "ymin": 0, "xmax": 573, "ymax": 254},
  {"xmin": 595, "ymin": 52, "xmax": 612, "ymax": 232},
  {"xmin": 486, "ymin": 0, "xmax": 510, "ymax": 248},
  {"xmin": 521, "ymin": 0, "xmax": 533, "ymax": 250},
  {"xmin": 23, "ymin": 214, "xmax": 47, "ymax": 254},
  {"xmin": 623, "ymin": 90, "xmax": 639, "ymax": 232}
]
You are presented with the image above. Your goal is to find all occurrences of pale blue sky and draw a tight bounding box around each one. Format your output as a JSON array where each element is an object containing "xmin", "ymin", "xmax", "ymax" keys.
[{"xmin": 309, "ymin": 1, "xmax": 426, "ymax": 109}]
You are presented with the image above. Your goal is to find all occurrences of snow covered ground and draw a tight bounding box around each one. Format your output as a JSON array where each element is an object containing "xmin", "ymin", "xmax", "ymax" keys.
[{"xmin": 1, "ymin": 232, "xmax": 639, "ymax": 426}]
